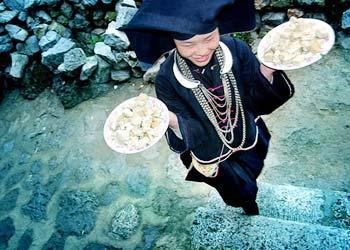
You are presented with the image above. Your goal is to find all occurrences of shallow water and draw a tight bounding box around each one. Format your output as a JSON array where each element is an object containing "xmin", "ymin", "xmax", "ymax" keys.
[{"xmin": 0, "ymin": 46, "xmax": 349, "ymax": 249}]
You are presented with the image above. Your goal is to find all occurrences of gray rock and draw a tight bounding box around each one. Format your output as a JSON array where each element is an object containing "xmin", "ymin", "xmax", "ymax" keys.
[
  {"xmin": 339, "ymin": 32, "xmax": 350, "ymax": 49},
  {"xmin": 55, "ymin": 190, "xmax": 98, "ymax": 237},
  {"xmin": 303, "ymin": 12, "xmax": 327, "ymax": 21},
  {"xmin": 39, "ymin": 0, "xmax": 60, "ymax": 5},
  {"xmin": 254, "ymin": 0, "xmax": 270, "ymax": 10},
  {"xmin": 3, "ymin": 0, "xmax": 36, "ymax": 11},
  {"xmin": 261, "ymin": 12, "xmax": 287, "ymax": 26},
  {"xmin": 80, "ymin": 55, "xmax": 98, "ymax": 81},
  {"xmin": 61, "ymin": 48, "xmax": 87, "ymax": 72},
  {"xmin": 94, "ymin": 42, "xmax": 116, "ymax": 64},
  {"xmin": 140, "ymin": 226, "xmax": 164, "ymax": 250},
  {"xmin": 143, "ymin": 56, "xmax": 166, "ymax": 83},
  {"xmin": 5, "ymin": 171, "xmax": 26, "ymax": 190},
  {"xmin": 295, "ymin": 0, "xmax": 325, "ymax": 5},
  {"xmin": 16, "ymin": 35, "xmax": 40, "ymax": 55},
  {"xmin": 5, "ymin": 24, "xmax": 28, "ymax": 41},
  {"xmin": 109, "ymin": 204, "xmax": 140, "ymax": 240},
  {"xmin": 89, "ymin": 56, "xmax": 111, "ymax": 84},
  {"xmin": 42, "ymin": 232, "xmax": 65, "ymax": 250},
  {"xmin": 63, "ymin": 150, "xmax": 93, "ymax": 183},
  {"xmin": 342, "ymin": 9, "xmax": 350, "ymax": 29},
  {"xmin": 0, "ymin": 188, "xmax": 19, "ymax": 212},
  {"xmin": 114, "ymin": 4, "xmax": 137, "ymax": 29},
  {"xmin": 192, "ymin": 207, "xmax": 350, "ymax": 249},
  {"xmin": 101, "ymin": 0, "xmax": 112, "ymax": 3},
  {"xmin": 0, "ymin": 35, "xmax": 13, "ymax": 53},
  {"xmin": 49, "ymin": 21, "xmax": 72, "ymax": 38},
  {"xmin": 32, "ymin": 23, "xmax": 48, "ymax": 39},
  {"xmin": 21, "ymin": 185, "xmax": 52, "ymax": 221},
  {"xmin": 3, "ymin": 140, "xmax": 15, "ymax": 153},
  {"xmin": 151, "ymin": 188, "xmax": 178, "ymax": 216},
  {"xmin": 48, "ymin": 156, "xmax": 59, "ymax": 170},
  {"xmin": 0, "ymin": 161, "xmax": 14, "ymax": 181},
  {"xmin": 26, "ymin": 16, "xmax": 38, "ymax": 29},
  {"xmin": 119, "ymin": 0, "xmax": 137, "ymax": 8},
  {"xmin": 125, "ymin": 168, "xmax": 151, "ymax": 196},
  {"xmin": 30, "ymin": 160, "xmax": 43, "ymax": 174},
  {"xmin": 35, "ymin": 10, "xmax": 52, "ymax": 23},
  {"xmin": 0, "ymin": 217, "xmax": 15, "ymax": 249},
  {"xmin": 113, "ymin": 52, "xmax": 129, "ymax": 70},
  {"xmin": 103, "ymin": 21, "xmax": 130, "ymax": 51},
  {"xmin": 17, "ymin": 228, "xmax": 33, "ymax": 250},
  {"xmin": 123, "ymin": 51, "xmax": 138, "ymax": 68},
  {"xmin": 0, "ymin": 10, "xmax": 18, "ymax": 23},
  {"xmin": 82, "ymin": 0, "xmax": 98, "ymax": 6},
  {"xmin": 21, "ymin": 174, "xmax": 42, "ymax": 190},
  {"xmin": 0, "ymin": 41, "xmax": 13, "ymax": 52},
  {"xmin": 69, "ymin": 13, "xmax": 90, "ymax": 29},
  {"xmin": 98, "ymin": 182, "xmax": 120, "ymax": 206},
  {"xmin": 270, "ymin": 0, "xmax": 291, "ymax": 7},
  {"xmin": 60, "ymin": 2, "xmax": 74, "ymax": 18},
  {"xmin": 0, "ymin": 3, "xmax": 6, "ymax": 11},
  {"xmin": 39, "ymin": 30, "xmax": 60, "ymax": 51},
  {"xmin": 10, "ymin": 52, "xmax": 29, "ymax": 78},
  {"xmin": 93, "ymin": 10, "xmax": 104, "ymax": 21},
  {"xmin": 56, "ymin": 15, "xmax": 69, "ymax": 26},
  {"xmin": 17, "ymin": 11, "xmax": 28, "ymax": 21},
  {"xmin": 0, "ymin": 26, "xmax": 4, "ymax": 33},
  {"xmin": 41, "ymin": 37, "xmax": 76, "ymax": 70},
  {"xmin": 111, "ymin": 69, "xmax": 130, "ymax": 83}
]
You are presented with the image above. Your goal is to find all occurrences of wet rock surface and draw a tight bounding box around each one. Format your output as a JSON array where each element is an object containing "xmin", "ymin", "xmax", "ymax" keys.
[{"xmin": 0, "ymin": 47, "xmax": 349, "ymax": 248}]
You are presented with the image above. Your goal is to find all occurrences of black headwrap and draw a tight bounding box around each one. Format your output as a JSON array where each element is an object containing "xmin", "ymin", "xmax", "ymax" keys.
[{"xmin": 123, "ymin": 0, "xmax": 256, "ymax": 66}]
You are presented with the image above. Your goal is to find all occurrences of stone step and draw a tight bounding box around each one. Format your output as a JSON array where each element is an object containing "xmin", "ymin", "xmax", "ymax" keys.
[
  {"xmin": 191, "ymin": 207, "xmax": 350, "ymax": 250},
  {"xmin": 207, "ymin": 182, "xmax": 350, "ymax": 229}
]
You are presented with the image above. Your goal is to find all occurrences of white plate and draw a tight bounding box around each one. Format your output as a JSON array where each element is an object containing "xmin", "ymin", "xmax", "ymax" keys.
[
  {"xmin": 103, "ymin": 96, "xmax": 169, "ymax": 154},
  {"xmin": 257, "ymin": 18, "xmax": 335, "ymax": 70}
]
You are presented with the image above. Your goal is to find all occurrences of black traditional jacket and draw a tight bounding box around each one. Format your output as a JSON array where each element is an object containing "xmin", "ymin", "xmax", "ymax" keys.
[{"xmin": 155, "ymin": 36, "xmax": 294, "ymax": 164}]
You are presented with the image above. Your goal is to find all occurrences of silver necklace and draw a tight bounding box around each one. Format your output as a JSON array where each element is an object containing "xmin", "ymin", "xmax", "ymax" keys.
[{"xmin": 175, "ymin": 45, "xmax": 247, "ymax": 152}]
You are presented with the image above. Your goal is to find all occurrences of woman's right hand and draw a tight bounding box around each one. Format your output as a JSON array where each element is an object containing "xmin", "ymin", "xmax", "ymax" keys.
[{"xmin": 168, "ymin": 111, "xmax": 179, "ymax": 129}]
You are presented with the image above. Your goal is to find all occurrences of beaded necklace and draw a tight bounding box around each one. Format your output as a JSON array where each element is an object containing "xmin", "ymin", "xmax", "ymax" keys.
[{"xmin": 174, "ymin": 44, "xmax": 247, "ymax": 157}]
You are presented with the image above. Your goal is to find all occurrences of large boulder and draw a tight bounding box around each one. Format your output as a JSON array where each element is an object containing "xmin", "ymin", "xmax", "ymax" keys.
[
  {"xmin": 55, "ymin": 190, "xmax": 98, "ymax": 237},
  {"xmin": 10, "ymin": 52, "xmax": 29, "ymax": 78},
  {"xmin": 108, "ymin": 204, "xmax": 140, "ymax": 240},
  {"xmin": 41, "ymin": 37, "xmax": 76, "ymax": 70},
  {"xmin": 16, "ymin": 35, "xmax": 40, "ymax": 55},
  {"xmin": 0, "ymin": 10, "xmax": 18, "ymax": 23},
  {"xmin": 5, "ymin": 24, "xmax": 28, "ymax": 41},
  {"xmin": 103, "ymin": 21, "xmax": 130, "ymax": 51},
  {"xmin": 115, "ymin": 1, "xmax": 138, "ymax": 29},
  {"xmin": 80, "ymin": 55, "xmax": 98, "ymax": 81},
  {"xmin": 59, "ymin": 48, "xmax": 87, "ymax": 72},
  {"xmin": 39, "ymin": 30, "xmax": 61, "ymax": 51},
  {"xmin": 3, "ymin": 0, "xmax": 36, "ymax": 11},
  {"xmin": 342, "ymin": 9, "xmax": 350, "ymax": 29}
]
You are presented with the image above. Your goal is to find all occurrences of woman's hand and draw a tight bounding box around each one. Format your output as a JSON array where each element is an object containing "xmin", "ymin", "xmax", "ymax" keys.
[
  {"xmin": 260, "ymin": 64, "xmax": 276, "ymax": 84},
  {"xmin": 168, "ymin": 111, "xmax": 179, "ymax": 129}
]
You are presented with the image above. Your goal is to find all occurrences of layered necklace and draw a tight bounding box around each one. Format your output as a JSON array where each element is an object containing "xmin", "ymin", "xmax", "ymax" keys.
[{"xmin": 174, "ymin": 44, "xmax": 247, "ymax": 157}]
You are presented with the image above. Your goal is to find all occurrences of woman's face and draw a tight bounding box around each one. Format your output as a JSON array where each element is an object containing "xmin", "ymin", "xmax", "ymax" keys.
[{"xmin": 174, "ymin": 28, "xmax": 220, "ymax": 67}]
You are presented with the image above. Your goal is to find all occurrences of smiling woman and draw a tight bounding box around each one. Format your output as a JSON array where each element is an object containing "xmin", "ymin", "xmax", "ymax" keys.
[
  {"xmin": 174, "ymin": 28, "xmax": 220, "ymax": 67},
  {"xmin": 124, "ymin": 0, "xmax": 295, "ymax": 215}
]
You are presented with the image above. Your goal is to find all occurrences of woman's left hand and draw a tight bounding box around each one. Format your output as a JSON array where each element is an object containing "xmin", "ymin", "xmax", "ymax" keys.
[{"xmin": 260, "ymin": 64, "xmax": 276, "ymax": 84}]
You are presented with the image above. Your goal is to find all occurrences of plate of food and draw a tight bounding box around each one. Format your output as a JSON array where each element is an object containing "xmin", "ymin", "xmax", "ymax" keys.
[
  {"xmin": 103, "ymin": 93, "xmax": 169, "ymax": 154},
  {"xmin": 257, "ymin": 17, "xmax": 335, "ymax": 70}
]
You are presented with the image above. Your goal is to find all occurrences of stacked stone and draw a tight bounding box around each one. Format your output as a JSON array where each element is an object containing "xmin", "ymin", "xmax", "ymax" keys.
[
  {"xmin": 254, "ymin": 0, "xmax": 350, "ymax": 49},
  {"xmin": 0, "ymin": 0, "xmax": 140, "ymax": 108}
]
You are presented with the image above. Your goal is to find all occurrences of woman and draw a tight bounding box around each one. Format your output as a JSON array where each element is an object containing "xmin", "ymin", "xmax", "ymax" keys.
[{"xmin": 124, "ymin": 0, "xmax": 294, "ymax": 215}]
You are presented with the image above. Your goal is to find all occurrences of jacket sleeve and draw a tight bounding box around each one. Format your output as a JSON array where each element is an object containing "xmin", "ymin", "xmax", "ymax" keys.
[
  {"xmin": 235, "ymin": 39, "xmax": 295, "ymax": 116},
  {"xmin": 155, "ymin": 73, "xmax": 209, "ymax": 153}
]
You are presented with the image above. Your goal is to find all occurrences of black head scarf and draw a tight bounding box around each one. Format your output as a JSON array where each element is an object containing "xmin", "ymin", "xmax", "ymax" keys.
[{"xmin": 123, "ymin": 0, "xmax": 256, "ymax": 66}]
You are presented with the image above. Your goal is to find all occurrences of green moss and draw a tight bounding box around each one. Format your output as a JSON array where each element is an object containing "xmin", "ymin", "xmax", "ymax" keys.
[
  {"xmin": 231, "ymin": 32, "xmax": 253, "ymax": 45},
  {"xmin": 105, "ymin": 11, "xmax": 116, "ymax": 22},
  {"xmin": 90, "ymin": 35, "xmax": 104, "ymax": 46}
]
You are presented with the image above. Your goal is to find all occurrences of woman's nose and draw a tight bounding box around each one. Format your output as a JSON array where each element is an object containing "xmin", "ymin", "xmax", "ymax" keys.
[{"xmin": 195, "ymin": 44, "xmax": 210, "ymax": 56}]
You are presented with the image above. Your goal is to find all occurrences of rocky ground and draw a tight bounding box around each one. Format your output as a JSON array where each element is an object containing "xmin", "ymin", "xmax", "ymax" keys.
[{"xmin": 0, "ymin": 45, "xmax": 349, "ymax": 249}]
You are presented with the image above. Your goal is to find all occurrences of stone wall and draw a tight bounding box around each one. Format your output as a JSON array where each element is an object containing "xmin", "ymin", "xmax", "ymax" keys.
[{"xmin": 0, "ymin": 0, "xmax": 349, "ymax": 107}]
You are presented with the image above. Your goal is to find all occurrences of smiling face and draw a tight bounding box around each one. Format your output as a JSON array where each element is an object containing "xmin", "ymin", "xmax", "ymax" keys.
[{"xmin": 174, "ymin": 28, "xmax": 220, "ymax": 67}]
